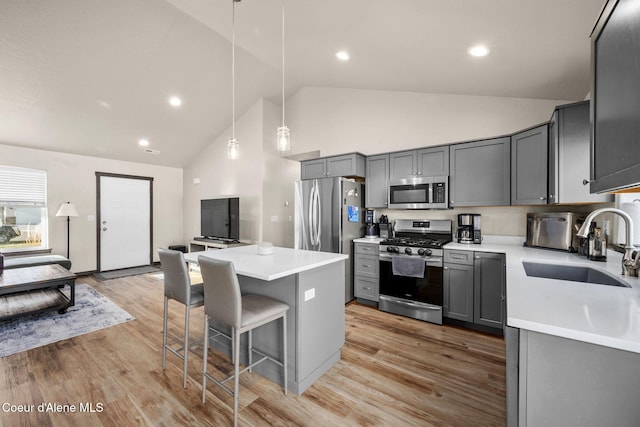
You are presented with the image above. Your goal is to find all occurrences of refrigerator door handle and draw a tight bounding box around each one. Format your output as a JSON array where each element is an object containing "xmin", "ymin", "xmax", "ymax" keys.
[
  {"xmin": 308, "ymin": 181, "xmax": 316, "ymax": 246},
  {"xmin": 315, "ymin": 181, "xmax": 322, "ymax": 250}
]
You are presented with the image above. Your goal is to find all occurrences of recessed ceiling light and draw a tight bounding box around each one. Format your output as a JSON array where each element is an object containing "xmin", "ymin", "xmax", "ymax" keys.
[
  {"xmin": 169, "ymin": 96, "xmax": 182, "ymax": 107},
  {"xmin": 468, "ymin": 45, "xmax": 490, "ymax": 57},
  {"xmin": 336, "ymin": 51, "xmax": 350, "ymax": 61},
  {"xmin": 138, "ymin": 139, "xmax": 150, "ymax": 147}
]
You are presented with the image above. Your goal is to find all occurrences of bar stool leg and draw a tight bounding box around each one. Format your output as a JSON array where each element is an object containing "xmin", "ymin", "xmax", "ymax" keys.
[
  {"xmin": 183, "ymin": 305, "xmax": 190, "ymax": 388},
  {"xmin": 283, "ymin": 313, "xmax": 287, "ymax": 395},
  {"xmin": 202, "ymin": 315, "xmax": 209, "ymax": 404},
  {"xmin": 162, "ymin": 297, "xmax": 168, "ymax": 370},
  {"xmin": 233, "ymin": 327, "xmax": 240, "ymax": 427}
]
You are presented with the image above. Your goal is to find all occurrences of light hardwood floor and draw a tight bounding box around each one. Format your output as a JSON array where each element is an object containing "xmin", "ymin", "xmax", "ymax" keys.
[{"xmin": 0, "ymin": 272, "xmax": 505, "ymax": 426}]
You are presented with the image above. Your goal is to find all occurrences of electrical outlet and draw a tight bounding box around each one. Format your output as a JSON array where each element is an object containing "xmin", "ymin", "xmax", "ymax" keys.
[{"xmin": 304, "ymin": 288, "xmax": 315, "ymax": 302}]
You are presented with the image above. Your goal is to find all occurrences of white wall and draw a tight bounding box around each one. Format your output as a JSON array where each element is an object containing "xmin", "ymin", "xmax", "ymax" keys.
[
  {"xmin": 286, "ymin": 86, "xmax": 573, "ymax": 157},
  {"xmin": 0, "ymin": 143, "xmax": 183, "ymax": 272},
  {"xmin": 183, "ymin": 98, "xmax": 299, "ymax": 247}
]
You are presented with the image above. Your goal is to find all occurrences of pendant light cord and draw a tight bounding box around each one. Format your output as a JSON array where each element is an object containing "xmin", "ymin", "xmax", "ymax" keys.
[
  {"xmin": 281, "ymin": 0, "xmax": 285, "ymax": 127},
  {"xmin": 232, "ymin": 0, "xmax": 237, "ymax": 139}
]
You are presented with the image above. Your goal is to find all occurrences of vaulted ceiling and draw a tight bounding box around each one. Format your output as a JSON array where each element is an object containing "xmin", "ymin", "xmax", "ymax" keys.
[{"xmin": 0, "ymin": 0, "xmax": 605, "ymax": 167}]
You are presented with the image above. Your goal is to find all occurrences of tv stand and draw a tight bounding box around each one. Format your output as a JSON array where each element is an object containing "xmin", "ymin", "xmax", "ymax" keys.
[{"xmin": 189, "ymin": 238, "xmax": 246, "ymax": 252}]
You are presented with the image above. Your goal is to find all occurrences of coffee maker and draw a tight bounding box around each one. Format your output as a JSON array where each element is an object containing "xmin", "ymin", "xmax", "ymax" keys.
[
  {"xmin": 364, "ymin": 209, "xmax": 379, "ymax": 238},
  {"xmin": 457, "ymin": 213, "xmax": 481, "ymax": 244}
]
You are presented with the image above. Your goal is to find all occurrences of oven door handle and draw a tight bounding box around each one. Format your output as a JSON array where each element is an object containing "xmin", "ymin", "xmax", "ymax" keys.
[
  {"xmin": 379, "ymin": 253, "xmax": 442, "ymax": 267},
  {"xmin": 380, "ymin": 296, "xmax": 441, "ymax": 310}
]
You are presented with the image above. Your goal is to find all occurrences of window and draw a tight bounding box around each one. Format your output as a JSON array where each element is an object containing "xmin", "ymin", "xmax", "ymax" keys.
[{"xmin": 0, "ymin": 166, "xmax": 48, "ymax": 250}]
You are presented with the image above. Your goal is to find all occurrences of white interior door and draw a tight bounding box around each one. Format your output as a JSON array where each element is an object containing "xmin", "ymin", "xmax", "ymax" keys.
[{"xmin": 98, "ymin": 174, "xmax": 151, "ymax": 271}]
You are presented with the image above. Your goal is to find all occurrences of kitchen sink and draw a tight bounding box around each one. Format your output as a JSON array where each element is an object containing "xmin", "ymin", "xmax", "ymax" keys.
[{"xmin": 522, "ymin": 261, "xmax": 631, "ymax": 288}]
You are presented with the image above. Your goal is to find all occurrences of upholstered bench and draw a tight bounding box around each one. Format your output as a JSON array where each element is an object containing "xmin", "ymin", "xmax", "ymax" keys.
[{"xmin": 4, "ymin": 254, "xmax": 72, "ymax": 270}]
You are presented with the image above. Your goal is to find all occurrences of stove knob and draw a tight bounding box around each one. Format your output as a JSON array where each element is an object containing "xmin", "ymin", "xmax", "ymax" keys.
[
  {"xmin": 392, "ymin": 247, "xmax": 400, "ymax": 254},
  {"xmin": 404, "ymin": 247, "xmax": 412, "ymax": 255},
  {"xmin": 386, "ymin": 247, "xmax": 394, "ymax": 253},
  {"xmin": 424, "ymin": 249, "xmax": 432, "ymax": 256},
  {"xmin": 417, "ymin": 248, "xmax": 426, "ymax": 256}
]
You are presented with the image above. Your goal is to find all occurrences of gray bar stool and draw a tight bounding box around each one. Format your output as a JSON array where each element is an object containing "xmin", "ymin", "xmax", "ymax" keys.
[
  {"xmin": 159, "ymin": 248, "xmax": 205, "ymax": 388},
  {"xmin": 199, "ymin": 256, "xmax": 289, "ymax": 427}
]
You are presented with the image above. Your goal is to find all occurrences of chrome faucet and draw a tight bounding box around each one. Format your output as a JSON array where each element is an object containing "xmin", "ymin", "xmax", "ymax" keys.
[{"xmin": 577, "ymin": 208, "xmax": 639, "ymax": 277}]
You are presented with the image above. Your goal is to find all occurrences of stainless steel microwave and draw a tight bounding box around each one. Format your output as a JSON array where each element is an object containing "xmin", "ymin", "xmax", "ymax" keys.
[{"xmin": 388, "ymin": 176, "xmax": 449, "ymax": 209}]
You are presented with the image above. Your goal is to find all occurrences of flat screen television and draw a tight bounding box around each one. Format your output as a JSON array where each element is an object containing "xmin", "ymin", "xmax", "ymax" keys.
[{"xmin": 200, "ymin": 197, "xmax": 239, "ymax": 241}]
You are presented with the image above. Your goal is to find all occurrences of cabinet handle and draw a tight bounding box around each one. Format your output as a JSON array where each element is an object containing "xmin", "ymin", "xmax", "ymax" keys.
[
  {"xmin": 363, "ymin": 264, "xmax": 371, "ymax": 268},
  {"xmin": 363, "ymin": 286, "xmax": 371, "ymax": 290},
  {"xmin": 549, "ymin": 194, "xmax": 554, "ymax": 199},
  {"xmin": 582, "ymin": 179, "xmax": 590, "ymax": 186},
  {"xmin": 417, "ymin": 171, "xmax": 422, "ymax": 175},
  {"xmin": 452, "ymin": 255, "xmax": 464, "ymax": 259},
  {"xmin": 444, "ymin": 266, "xmax": 449, "ymax": 270},
  {"xmin": 539, "ymin": 196, "xmax": 546, "ymax": 200},
  {"xmin": 475, "ymin": 256, "xmax": 480, "ymax": 259}
]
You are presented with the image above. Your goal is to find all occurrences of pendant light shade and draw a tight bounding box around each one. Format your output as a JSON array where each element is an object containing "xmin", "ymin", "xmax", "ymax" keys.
[
  {"xmin": 276, "ymin": 125, "xmax": 290, "ymax": 152},
  {"xmin": 276, "ymin": 0, "xmax": 290, "ymax": 152},
  {"xmin": 228, "ymin": 0, "xmax": 240, "ymax": 160},
  {"xmin": 228, "ymin": 137, "xmax": 239, "ymax": 160}
]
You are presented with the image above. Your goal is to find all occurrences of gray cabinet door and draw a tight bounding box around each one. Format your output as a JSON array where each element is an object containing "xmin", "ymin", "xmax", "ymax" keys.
[
  {"xmin": 365, "ymin": 154, "xmax": 389, "ymax": 208},
  {"xmin": 389, "ymin": 151, "xmax": 416, "ymax": 179},
  {"xmin": 449, "ymin": 137, "xmax": 511, "ymax": 207},
  {"xmin": 417, "ymin": 146, "xmax": 449, "ymax": 176},
  {"xmin": 548, "ymin": 110, "xmax": 559, "ymax": 204},
  {"xmin": 301, "ymin": 159, "xmax": 326, "ymax": 180},
  {"xmin": 443, "ymin": 263, "xmax": 474, "ymax": 322},
  {"xmin": 591, "ymin": 0, "xmax": 640, "ymax": 193},
  {"xmin": 327, "ymin": 153, "xmax": 365, "ymax": 178},
  {"xmin": 473, "ymin": 252, "xmax": 505, "ymax": 328},
  {"xmin": 511, "ymin": 124, "xmax": 548, "ymax": 205},
  {"xmin": 554, "ymin": 102, "xmax": 612, "ymax": 204}
]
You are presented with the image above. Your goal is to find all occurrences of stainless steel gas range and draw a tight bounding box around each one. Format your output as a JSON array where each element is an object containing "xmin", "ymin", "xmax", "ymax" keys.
[{"xmin": 378, "ymin": 219, "xmax": 452, "ymax": 324}]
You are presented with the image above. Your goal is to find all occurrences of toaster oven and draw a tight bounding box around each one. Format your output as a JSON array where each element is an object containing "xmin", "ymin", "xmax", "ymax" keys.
[{"xmin": 525, "ymin": 212, "xmax": 585, "ymax": 252}]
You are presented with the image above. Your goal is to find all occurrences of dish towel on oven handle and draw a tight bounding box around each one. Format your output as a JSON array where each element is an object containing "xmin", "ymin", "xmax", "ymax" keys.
[{"xmin": 392, "ymin": 256, "xmax": 425, "ymax": 278}]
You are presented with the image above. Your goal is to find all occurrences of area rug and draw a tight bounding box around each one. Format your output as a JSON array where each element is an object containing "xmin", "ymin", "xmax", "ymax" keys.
[
  {"xmin": 0, "ymin": 284, "xmax": 135, "ymax": 357},
  {"xmin": 94, "ymin": 265, "xmax": 161, "ymax": 280}
]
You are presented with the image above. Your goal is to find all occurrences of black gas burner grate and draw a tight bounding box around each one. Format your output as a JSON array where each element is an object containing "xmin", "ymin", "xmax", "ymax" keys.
[{"xmin": 380, "ymin": 237, "xmax": 449, "ymax": 248}]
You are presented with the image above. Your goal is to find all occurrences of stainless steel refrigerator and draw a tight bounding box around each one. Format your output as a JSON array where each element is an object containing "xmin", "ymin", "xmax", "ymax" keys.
[{"xmin": 294, "ymin": 177, "xmax": 364, "ymax": 303}]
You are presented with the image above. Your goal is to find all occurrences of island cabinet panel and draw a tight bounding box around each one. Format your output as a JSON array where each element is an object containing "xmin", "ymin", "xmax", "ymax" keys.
[
  {"xmin": 548, "ymin": 101, "xmax": 612, "ymax": 204},
  {"xmin": 591, "ymin": 0, "xmax": 640, "ymax": 193},
  {"xmin": 365, "ymin": 154, "xmax": 389, "ymax": 208},
  {"xmin": 449, "ymin": 137, "xmax": 511, "ymax": 207},
  {"xmin": 518, "ymin": 330, "xmax": 640, "ymax": 427},
  {"xmin": 301, "ymin": 153, "xmax": 365, "ymax": 180},
  {"xmin": 511, "ymin": 124, "xmax": 548, "ymax": 205}
]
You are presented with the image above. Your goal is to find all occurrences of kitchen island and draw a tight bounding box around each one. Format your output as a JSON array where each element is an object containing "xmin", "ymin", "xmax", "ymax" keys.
[
  {"xmin": 184, "ymin": 245, "xmax": 348, "ymax": 395},
  {"xmin": 448, "ymin": 239, "xmax": 640, "ymax": 427}
]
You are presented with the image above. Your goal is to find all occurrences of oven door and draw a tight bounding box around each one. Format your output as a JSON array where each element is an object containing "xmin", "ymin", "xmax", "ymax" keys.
[{"xmin": 378, "ymin": 253, "xmax": 443, "ymax": 324}]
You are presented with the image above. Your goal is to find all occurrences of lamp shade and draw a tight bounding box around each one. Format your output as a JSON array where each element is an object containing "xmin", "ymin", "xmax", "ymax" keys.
[{"xmin": 56, "ymin": 202, "xmax": 79, "ymax": 217}]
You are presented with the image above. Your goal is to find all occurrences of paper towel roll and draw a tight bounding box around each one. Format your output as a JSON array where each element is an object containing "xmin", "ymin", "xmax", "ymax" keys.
[{"xmin": 617, "ymin": 200, "xmax": 640, "ymax": 246}]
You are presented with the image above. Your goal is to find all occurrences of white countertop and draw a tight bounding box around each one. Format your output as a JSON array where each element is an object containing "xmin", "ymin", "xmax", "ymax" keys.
[
  {"xmin": 445, "ymin": 241, "xmax": 640, "ymax": 353},
  {"xmin": 184, "ymin": 245, "xmax": 348, "ymax": 281}
]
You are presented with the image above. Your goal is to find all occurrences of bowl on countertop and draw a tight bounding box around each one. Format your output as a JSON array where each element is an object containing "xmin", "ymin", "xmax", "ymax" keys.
[{"xmin": 257, "ymin": 242, "xmax": 274, "ymax": 255}]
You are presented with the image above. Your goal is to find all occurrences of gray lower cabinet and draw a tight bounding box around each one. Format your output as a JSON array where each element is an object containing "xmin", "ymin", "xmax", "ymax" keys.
[
  {"xmin": 353, "ymin": 242, "xmax": 379, "ymax": 302},
  {"xmin": 511, "ymin": 124, "xmax": 548, "ymax": 205},
  {"xmin": 513, "ymin": 329, "xmax": 640, "ymax": 427},
  {"xmin": 548, "ymin": 101, "xmax": 612, "ymax": 204},
  {"xmin": 301, "ymin": 153, "xmax": 365, "ymax": 180},
  {"xmin": 443, "ymin": 249, "xmax": 505, "ymax": 330},
  {"xmin": 449, "ymin": 137, "xmax": 511, "ymax": 207},
  {"xmin": 365, "ymin": 154, "xmax": 389, "ymax": 208}
]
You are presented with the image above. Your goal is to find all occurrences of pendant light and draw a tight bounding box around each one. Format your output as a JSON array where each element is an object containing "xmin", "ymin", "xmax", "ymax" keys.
[
  {"xmin": 228, "ymin": 0, "xmax": 240, "ymax": 160},
  {"xmin": 276, "ymin": 0, "xmax": 290, "ymax": 152}
]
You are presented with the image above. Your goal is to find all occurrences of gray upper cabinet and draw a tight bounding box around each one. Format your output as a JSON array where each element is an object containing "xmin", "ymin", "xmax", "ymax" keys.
[
  {"xmin": 511, "ymin": 124, "xmax": 548, "ymax": 205},
  {"xmin": 389, "ymin": 146, "xmax": 449, "ymax": 180},
  {"xmin": 449, "ymin": 137, "xmax": 511, "ymax": 207},
  {"xmin": 591, "ymin": 0, "xmax": 640, "ymax": 193},
  {"xmin": 301, "ymin": 153, "xmax": 365, "ymax": 180},
  {"xmin": 365, "ymin": 154, "xmax": 389, "ymax": 208},
  {"xmin": 549, "ymin": 101, "xmax": 612, "ymax": 204}
]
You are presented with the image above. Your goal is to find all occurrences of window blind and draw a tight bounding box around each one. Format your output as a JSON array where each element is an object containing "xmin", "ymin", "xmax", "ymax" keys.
[{"xmin": 0, "ymin": 166, "xmax": 47, "ymax": 207}]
